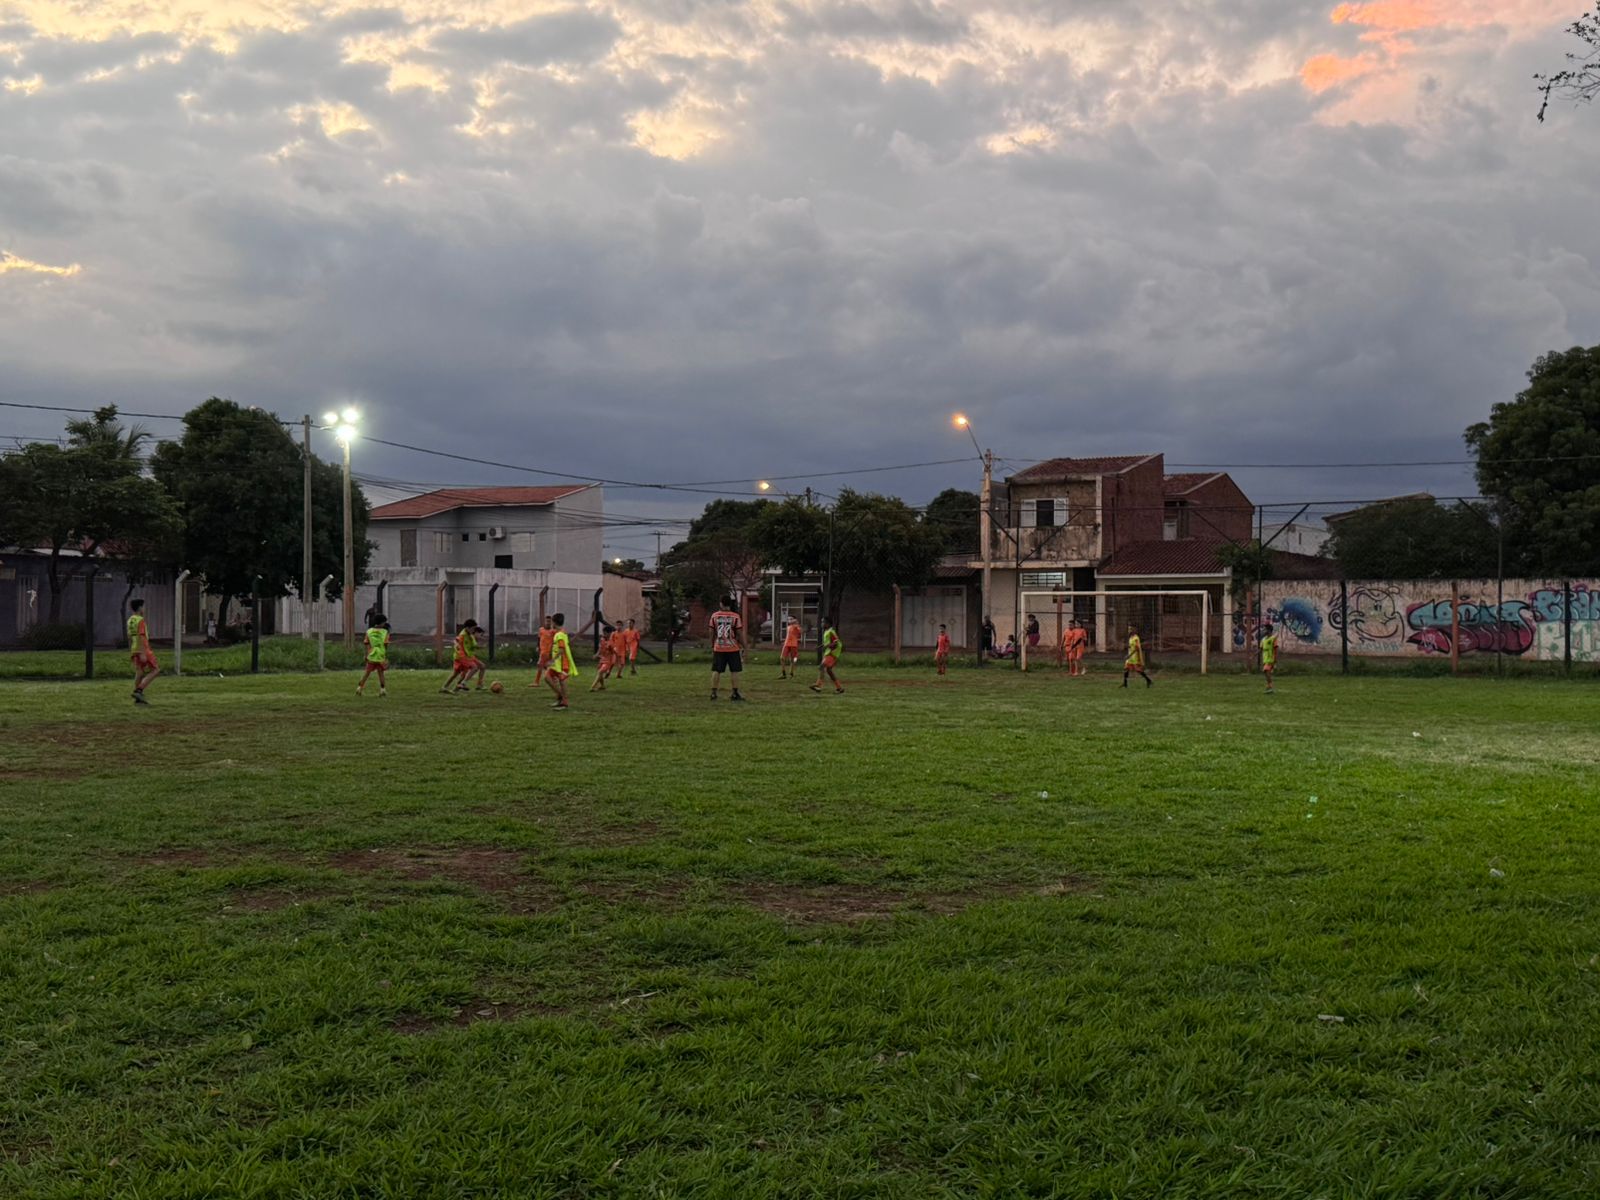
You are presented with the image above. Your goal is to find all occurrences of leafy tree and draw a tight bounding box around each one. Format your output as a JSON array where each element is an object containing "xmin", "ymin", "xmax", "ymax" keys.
[
  {"xmin": 0, "ymin": 407, "xmax": 182, "ymax": 620},
  {"xmin": 1215, "ymin": 540, "xmax": 1274, "ymax": 605},
  {"xmin": 1466, "ymin": 345, "xmax": 1600, "ymax": 576},
  {"xmin": 1323, "ymin": 499, "xmax": 1500, "ymax": 580},
  {"xmin": 1538, "ymin": 4, "xmax": 1600, "ymax": 121},
  {"xmin": 605, "ymin": 558, "xmax": 646, "ymax": 574},
  {"xmin": 151, "ymin": 398, "xmax": 370, "ymax": 625},
  {"xmin": 750, "ymin": 490, "xmax": 942, "ymax": 618},
  {"xmin": 922, "ymin": 488, "xmax": 980, "ymax": 554},
  {"xmin": 660, "ymin": 498, "xmax": 772, "ymax": 605}
]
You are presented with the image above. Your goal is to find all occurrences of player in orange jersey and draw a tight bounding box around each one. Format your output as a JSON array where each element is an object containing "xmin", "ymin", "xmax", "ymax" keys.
[
  {"xmin": 531, "ymin": 616, "xmax": 555, "ymax": 687},
  {"xmin": 624, "ymin": 619, "xmax": 641, "ymax": 675},
  {"xmin": 591, "ymin": 625, "xmax": 619, "ymax": 691},
  {"xmin": 779, "ymin": 616, "xmax": 803, "ymax": 679},
  {"xmin": 934, "ymin": 623, "xmax": 950, "ymax": 675},
  {"xmin": 1064, "ymin": 619, "xmax": 1088, "ymax": 677},
  {"xmin": 609, "ymin": 624, "xmax": 630, "ymax": 684},
  {"xmin": 708, "ymin": 596, "xmax": 745, "ymax": 701}
]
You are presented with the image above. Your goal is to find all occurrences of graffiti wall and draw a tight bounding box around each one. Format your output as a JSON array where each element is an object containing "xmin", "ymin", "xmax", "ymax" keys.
[{"xmin": 1255, "ymin": 579, "xmax": 1600, "ymax": 662}]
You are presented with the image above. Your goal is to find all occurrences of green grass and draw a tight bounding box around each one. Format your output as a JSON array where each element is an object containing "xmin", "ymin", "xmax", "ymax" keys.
[{"xmin": 2, "ymin": 663, "xmax": 1598, "ymax": 1197}]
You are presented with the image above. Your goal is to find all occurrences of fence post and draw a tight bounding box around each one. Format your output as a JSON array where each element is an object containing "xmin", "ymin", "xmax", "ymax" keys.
[
  {"xmin": 375, "ymin": 580, "xmax": 387, "ymax": 617},
  {"xmin": 251, "ymin": 577, "xmax": 261, "ymax": 674},
  {"xmin": 1340, "ymin": 578, "xmax": 1349, "ymax": 675},
  {"xmin": 1564, "ymin": 579, "xmax": 1573, "ymax": 677},
  {"xmin": 435, "ymin": 579, "xmax": 448, "ymax": 666},
  {"xmin": 1449, "ymin": 581, "xmax": 1460, "ymax": 676},
  {"xmin": 893, "ymin": 584, "xmax": 902, "ymax": 664},
  {"xmin": 592, "ymin": 587, "xmax": 603, "ymax": 654},
  {"xmin": 487, "ymin": 582, "xmax": 500, "ymax": 663},
  {"xmin": 174, "ymin": 568, "xmax": 191, "ymax": 676},
  {"xmin": 318, "ymin": 574, "xmax": 334, "ymax": 670},
  {"xmin": 84, "ymin": 565, "xmax": 99, "ymax": 680}
]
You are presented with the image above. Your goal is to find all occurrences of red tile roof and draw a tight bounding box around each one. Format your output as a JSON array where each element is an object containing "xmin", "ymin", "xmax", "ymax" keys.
[
  {"xmin": 369, "ymin": 486, "xmax": 591, "ymax": 520},
  {"xmin": 1162, "ymin": 472, "xmax": 1224, "ymax": 496},
  {"xmin": 1099, "ymin": 538, "xmax": 1232, "ymax": 576},
  {"xmin": 1009, "ymin": 454, "xmax": 1158, "ymax": 482}
]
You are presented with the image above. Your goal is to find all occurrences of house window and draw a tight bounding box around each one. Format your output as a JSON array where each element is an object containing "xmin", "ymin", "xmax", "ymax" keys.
[
  {"xmin": 460, "ymin": 532, "xmax": 469, "ymax": 542},
  {"xmin": 1021, "ymin": 571, "xmax": 1068, "ymax": 590},
  {"xmin": 434, "ymin": 532, "xmax": 453, "ymax": 555},
  {"xmin": 478, "ymin": 532, "xmax": 487, "ymax": 542},
  {"xmin": 400, "ymin": 529, "xmax": 417, "ymax": 567},
  {"xmin": 1163, "ymin": 517, "xmax": 1178, "ymax": 541},
  {"xmin": 494, "ymin": 554, "xmax": 513, "ymax": 569},
  {"xmin": 511, "ymin": 533, "xmax": 535, "ymax": 554},
  {"xmin": 1021, "ymin": 498, "xmax": 1068, "ymax": 528}
]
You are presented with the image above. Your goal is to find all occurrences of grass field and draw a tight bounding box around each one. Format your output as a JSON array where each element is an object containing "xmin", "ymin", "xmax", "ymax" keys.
[{"xmin": 3, "ymin": 661, "xmax": 1599, "ymax": 1198}]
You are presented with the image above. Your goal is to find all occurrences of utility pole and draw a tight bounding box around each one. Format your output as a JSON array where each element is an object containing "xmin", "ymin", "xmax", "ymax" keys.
[
  {"xmin": 654, "ymin": 530, "xmax": 664, "ymax": 568},
  {"xmin": 301, "ymin": 415, "xmax": 313, "ymax": 639},
  {"xmin": 342, "ymin": 434, "xmax": 355, "ymax": 649},
  {"xmin": 979, "ymin": 449, "xmax": 993, "ymax": 633}
]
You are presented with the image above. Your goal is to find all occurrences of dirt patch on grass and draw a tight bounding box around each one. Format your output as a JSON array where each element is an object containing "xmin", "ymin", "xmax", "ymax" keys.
[
  {"xmin": 724, "ymin": 881, "xmax": 1032, "ymax": 924},
  {"xmin": 221, "ymin": 886, "xmax": 339, "ymax": 913},
  {"xmin": 327, "ymin": 846, "xmax": 560, "ymax": 914},
  {"xmin": 134, "ymin": 848, "xmax": 241, "ymax": 868},
  {"xmin": 391, "ymin": 1000, "xmax": 543, "ymax": 1034},
  {"xmin": 0, "ymin": 880, "xmax": 54, "ymax": 897}
]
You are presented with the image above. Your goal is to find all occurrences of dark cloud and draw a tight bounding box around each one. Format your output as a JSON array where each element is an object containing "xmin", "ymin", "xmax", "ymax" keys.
[{"xmin": 1, "ymin": 0, "xmax": 1597, "ymax": 549}]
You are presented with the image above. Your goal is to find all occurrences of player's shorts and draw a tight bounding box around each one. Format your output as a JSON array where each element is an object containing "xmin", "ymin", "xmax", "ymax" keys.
[
  {"xmin": 547, "ymin": 664, "xmax": 570, "ymax": 680},
  {"xmin": 823, "ymin": 654, "xmax": 838, "ymax": 669},
  {"xmin": 1124, "ymin": 661, "xmax": 1141, "ymax": 670},
  {"xmin": 537, "ymin": 654, "xmax": 551, "ymax": 669},
  {"xmin": 365, "ymin": 658, "xmax": 387, "ymax": 669},
  {"xmin": 712, "ymin": 650, "xmax": 743, "ymax": 673},
  {"xmin": 131, "ymin": 652, "xmax": 157, "ymax": 670}
]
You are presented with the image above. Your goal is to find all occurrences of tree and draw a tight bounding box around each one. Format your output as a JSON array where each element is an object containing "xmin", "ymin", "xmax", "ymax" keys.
[
  {"xmin": 1321, "ymin": 500, "xmax": 1499, "ymax": 580},
  {"xmin": 0, "ymin": 407, "xmax": 183, "ymax": 620},
  {"xmin": 749, "ymin": 490, "xmax": 943, "ymax": 617},
  {"xmin": 1215, "ymin": 540, "xmax": 1274, "ymax": 606},
  {"xmin": 605, "ymin": 558, "xmax": 646, "ymax": 574},
  {"xmin": 1466, "ymin": 345, "xmax": 1600, "ymax": 577},
  {"xmin": 922, "ymin": 488, "xmax": 980, "ymax": 554},
  {"xmin": 1538, "ymin": 4, "xmax": 1600, "ymax": 121},
  {"xmin": 660, "ymin": 498, "xmax": 772, "ymax": 604},
  {"xmin": 151, "ymin": 398, "xmax": 370, "ymax": 625}
]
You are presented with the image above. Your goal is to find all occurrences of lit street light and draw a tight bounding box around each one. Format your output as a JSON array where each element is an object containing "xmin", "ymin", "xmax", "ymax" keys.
[
  {"xmin": 952, "ymin": 413, "xmax": 993, "ymax": 659},
  {"xmin": 323, "ymin": 408, "xmax": 361, "ymax": 649}
]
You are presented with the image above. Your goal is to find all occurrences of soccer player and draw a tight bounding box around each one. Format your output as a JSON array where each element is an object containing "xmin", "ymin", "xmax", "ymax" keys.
[
  {"xmin": 1122, "ymin": 623, "xmax": 1153, "ymax": 688},
  {"xmin": 810, "ymin": 620, "xmax": 844, "ymax": 694},
  {"xmin": 610, "ymin": 624, "xmax": 630, "ymax": 684},
  {"xmin": 1260, "ymin": 621, "xmax": 1278, "ymax": 694},
  {"xmin": 1064, "ymin": 619, "xmax": 1088, "ymax": 677},
  {"xmin": 934, "ymin": 623, "xmax": 950, "ymax": 676},
  {"xmin": 127, "ymin": 598, "xmax": 159, "ymax": 705},
  {"xmin": 460, "ymin": 619, "xmax": 487, "ymax": 691},
  {"xmin": 779, "ymin": 616, "xmax": 803, "ymax": 679},
  {"xmin": 358, "ymin": 614, "xmax": 390, "ymax": 697},
  {"xmin": 709, "ymin": 596, "xmax": 745, "ymax": 702},
  {"xmin": 531, "ymin": 616, "xmax": 555, "ymax": 687},
  {"xmin": 545, "ymin": 612, "xmax": 576, "ymax": 709},
  {"xmin": 625, "ymin": 619, "xmax": 641, "ymax": 675},
  {"xmin": 591, "ymin": 624, "xmax": 618, "ymax": 692}
]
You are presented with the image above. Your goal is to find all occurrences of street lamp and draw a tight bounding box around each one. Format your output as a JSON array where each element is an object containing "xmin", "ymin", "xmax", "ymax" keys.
[
  {"xmin": 323, "ymin": 408, "xmax": 360, "ymax": 648},
  {"xmin": 952, "ymin": 413, "xmax": 993, "ymax": 660}
]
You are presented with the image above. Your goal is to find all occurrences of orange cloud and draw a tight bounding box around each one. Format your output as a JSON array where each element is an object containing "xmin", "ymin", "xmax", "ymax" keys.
[
  {"xmin": 1330, "ymin": 1, "xmax": 1440, "ymax": 34},
  {"xmin": 1300, "ymin": 51, "xmax": 1380, "ymax": 93}
]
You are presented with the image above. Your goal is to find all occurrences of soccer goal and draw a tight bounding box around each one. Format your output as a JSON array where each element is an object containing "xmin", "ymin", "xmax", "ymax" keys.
[{"xmin": 1018, "ymin": 590, "xmax": 1213, "ymax": 674}]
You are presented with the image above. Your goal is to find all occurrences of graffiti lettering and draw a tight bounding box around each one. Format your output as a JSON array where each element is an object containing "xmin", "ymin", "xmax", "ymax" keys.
[
  {"xmin": 1528, "ymin": 586, "xmax": 1600, "ymax": 624},
  {"xmin": 1404, "ymin": 597, "xmax": 1534, "ymax": 656}
]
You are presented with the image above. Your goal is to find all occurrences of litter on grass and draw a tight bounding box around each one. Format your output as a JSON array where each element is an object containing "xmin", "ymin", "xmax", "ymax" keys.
[
  {"xmin": 1489, "ymin": 868, "xmax": 1506, "ymax": 879},
  {"xmin": 1317, "ymin": 1014, "xmax": 1346, "ymax": 1024}
]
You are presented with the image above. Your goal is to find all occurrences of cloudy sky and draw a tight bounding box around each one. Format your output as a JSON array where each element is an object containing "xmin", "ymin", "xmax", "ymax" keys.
[{"xmin": 2, "ymin": 0, "xmax": 1597, "ymax": 558}]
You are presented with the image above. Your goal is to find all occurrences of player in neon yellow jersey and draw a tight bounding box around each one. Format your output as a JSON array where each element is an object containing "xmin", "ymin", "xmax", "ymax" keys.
[
  {"xmin": 809, "ymin": 620, "xmax": 844, "ymax": 695},
  {"xmin": 1122, "ymin": 624, "xmax": 1152, "ymax": 688},
  {"xmin": 1260, "ymin": 622, "xmax": 1278, "ymax": 694},
  {"xmin": 358, "ymin": 614, "xmax": 390, "ymax": 697},
  {"xmin": 543, "ymin": 612, "xmax": 577, "ymax": 710},
  {"xmin": 127, "ymin": 598, "xmax": 159, "ymax": 705}
]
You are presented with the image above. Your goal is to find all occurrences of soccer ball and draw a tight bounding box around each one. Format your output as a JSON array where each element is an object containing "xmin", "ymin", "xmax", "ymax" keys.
[{"xmin": 490, "ymin": 681, "xmax": 504, "ymax": 694}]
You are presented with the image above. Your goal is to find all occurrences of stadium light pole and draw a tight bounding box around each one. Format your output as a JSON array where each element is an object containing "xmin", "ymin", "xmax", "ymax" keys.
[
  {"xmin": 953, "ymin": 415, "xmax": 993, "ymax": 650},
  {"xmin": 324, "ymin": 407, "xmax": 360, "ymax": 649}
]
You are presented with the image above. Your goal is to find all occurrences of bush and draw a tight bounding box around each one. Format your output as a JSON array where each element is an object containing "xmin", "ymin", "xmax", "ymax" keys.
[{"xmin": 20, "ymin": 622, "xmax": 86, "ymax": 651}]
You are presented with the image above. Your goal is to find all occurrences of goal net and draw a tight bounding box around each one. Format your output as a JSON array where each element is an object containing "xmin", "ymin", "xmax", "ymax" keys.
[{"xmin": 1018, "ymin": 590, "xmax": 1212, "ymax": 674}]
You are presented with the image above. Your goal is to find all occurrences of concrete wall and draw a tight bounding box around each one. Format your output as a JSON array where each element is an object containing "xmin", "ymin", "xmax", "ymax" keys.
[{"xmin": 1250, "ymin": 578, "xmax": 1600, "ymax": 662}]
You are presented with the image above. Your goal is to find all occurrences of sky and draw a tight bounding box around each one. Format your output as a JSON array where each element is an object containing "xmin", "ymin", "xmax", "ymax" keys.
[{"xmin": 2, "ymin": 0, "xmax": 1598, "ymax": 561}]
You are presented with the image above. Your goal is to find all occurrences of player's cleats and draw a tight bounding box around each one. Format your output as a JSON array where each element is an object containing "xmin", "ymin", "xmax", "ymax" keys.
[
  {"xmin": 809, "ymin": 683, "xmax": 822, "ymax": 692},
  {"xmin": 731, "ymin": 692, "xmax": 745, "ymax": 702},
  {"xmin": 132, "ymin": 691, "xmax": 149, "ymax": 705},
  {"xmin": 379, "ymin": 688, "xmax": 387, "ymax": 697},
  {"xmin": 550, "ymin": 701, "xmax": 568, "ymax": 709}
]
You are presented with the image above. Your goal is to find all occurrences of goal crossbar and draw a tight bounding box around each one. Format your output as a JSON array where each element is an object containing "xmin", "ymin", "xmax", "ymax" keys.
[{"xmin": 1018, "ymin": 589, "xmax": 1212, "ymax": 675}]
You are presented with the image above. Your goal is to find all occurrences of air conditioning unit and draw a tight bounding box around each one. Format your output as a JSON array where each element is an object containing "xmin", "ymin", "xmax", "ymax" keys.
[{"xmin": 488, "ymin": 526, "xmax": 506, "ymax": 540}]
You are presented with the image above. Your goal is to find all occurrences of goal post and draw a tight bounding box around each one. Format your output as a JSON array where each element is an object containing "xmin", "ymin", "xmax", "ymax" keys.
[{"xmin": 1018, "ymin": 590, "xmax": 1212, "ymax": 675}]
